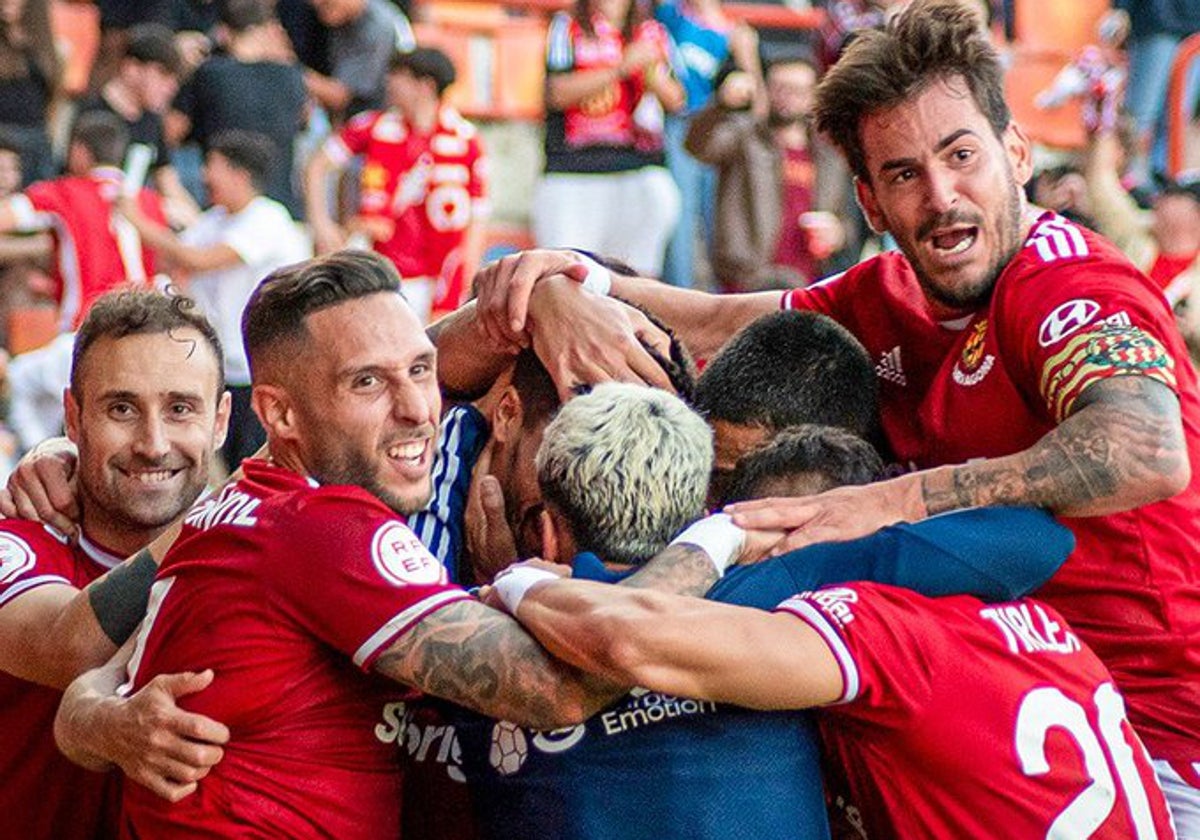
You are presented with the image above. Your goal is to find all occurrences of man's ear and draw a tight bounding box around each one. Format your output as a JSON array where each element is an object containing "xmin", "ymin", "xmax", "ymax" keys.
[
  {"xmin": 212, "ymin": 390, "xmax": 233, "ymax": 452},
  {"xmin": 251, "ymin": 384, "xmax": 296, "ymax": 443},
  {"xmin": 490, "ymin": 386, "xmax": 524, "ymax": 444},
  {"xmin": 1004, "ymin": 121, "xmax": 1035, "ymax": 188},
  {"xmin": 538, "ymin": 507, "xmax": 558, "ymax": 563},
  {"xmin": 63, "ymin": 388, "xmax": 81, "ymax": 444},
  {"xmin": 855, "ymin": 177, "xmax": 888, "ymax": 235}
]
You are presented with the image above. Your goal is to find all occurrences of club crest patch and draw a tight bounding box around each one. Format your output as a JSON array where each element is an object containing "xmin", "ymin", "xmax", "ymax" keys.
[
  {"xmin": 0, "ymin": 533, "xmax": 35, "ymax": 583},
  {"xmin": 372, "ymin": 521, "xmax": 443, "ymax": 586}
]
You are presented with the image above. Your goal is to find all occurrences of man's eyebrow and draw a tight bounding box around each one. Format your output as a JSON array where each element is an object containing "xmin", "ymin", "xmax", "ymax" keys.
[{"xmin": 878, "ymin": 129, "xmax": 978, "ymax": 174}]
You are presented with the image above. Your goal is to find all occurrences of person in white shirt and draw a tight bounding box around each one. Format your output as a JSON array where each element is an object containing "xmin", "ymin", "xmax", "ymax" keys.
[{"xmin": 118, "ymin": 129, "xmax": 311, "ymax": 471}]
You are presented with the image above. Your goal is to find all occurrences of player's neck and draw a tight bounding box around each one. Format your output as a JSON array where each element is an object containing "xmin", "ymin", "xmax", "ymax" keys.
[
  {"xmin": 406, "ymin": 100, "xmax": 439, "ymax": 134},
  {"xmin": 79, "ymin": 506, "xmax": 167, "ymax": 559}
]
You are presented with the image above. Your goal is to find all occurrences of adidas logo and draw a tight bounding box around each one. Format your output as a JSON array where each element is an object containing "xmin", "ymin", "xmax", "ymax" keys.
[{"xmin": 876, "ymin": 346, "xmax": 906, "ymax": 386}]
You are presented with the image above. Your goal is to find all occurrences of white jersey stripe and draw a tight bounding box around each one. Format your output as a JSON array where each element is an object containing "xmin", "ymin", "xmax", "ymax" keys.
[
  {"xmin": 353, "ymin": 589, "xmax": 472, "ymax": 668},
  {"xmin": 0, "ymin": 574, "xmax": 72, "ymax": 608},
  {"xmin": 777, "ymin": 599, "xmax": 860, "ymax": 704}
]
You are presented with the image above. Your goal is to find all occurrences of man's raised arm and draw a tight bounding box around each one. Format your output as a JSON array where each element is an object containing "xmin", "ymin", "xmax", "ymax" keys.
[
  {"xmin": 731, "ymin": 376, "xmax": 1189, "ymax": 552},
  {"xmin": 376, "ymin": 521, "xmax": 746, "ymax": 729}
]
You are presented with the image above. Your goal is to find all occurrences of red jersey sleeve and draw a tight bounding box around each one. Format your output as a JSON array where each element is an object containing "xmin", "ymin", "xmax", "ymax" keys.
[
  {"xmin": 994, "ymin": 215, "xmax": 1182, "ymax": 423},
  {"xmin": 265, "ymin": 489, "xmax": 471, "ymax": 671},
  {"xmin": 326, "ymin": 110, "xmax": 380, "ymax": 165},
  {"xmin": 774, "ymin": 582, "xmax": 936, "ymax": 728},
  {"xmin": 0, "ymin": 526, "xmax": 73, "ymax": 609}
]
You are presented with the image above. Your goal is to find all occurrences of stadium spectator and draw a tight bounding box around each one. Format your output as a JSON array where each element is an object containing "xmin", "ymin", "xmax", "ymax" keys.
[
  {"xmin": 0, "ymin": 0, "xmax": 59, "ymax": 185},
  {"xmin": 531, "ymin": 0, "xmax": 685, "ymax": 277},
  {"xmin": 654, "ymin": 0, "xmax": 759, "ymax": 288},
  {"xmin": 1104, "ymin": 1, "xmax": 1200, "ymax": 185},
  {"xmin": 90, "ymin": 0, "xmax": 219, "ymax": 88},
  {"xmin": 0, "ymin": 111, "xmax": 164, "ymax": 334},
  {"xmin": 459, "ymin": 384, "xmax": 1078, "ymax": 840},
  {"xmin": 1085, "ymin": 124, "xmax": 1200, "ymax": 363},
  {"xmin": 0, "ymin": 291, "xmax": 229, "ymax": 840},
  {"xmin": 116, "ymin": 130, "xmax": 311, "ymax": 472},
  {"xmin": 306, "ymin": 46, "xmax": 488, "ymax": 324},
  {"xmin": 686, "ymin": 55, "xmax": 854, "ymax": 291},
  {"xmin": 52, "ymin": 251, "xmax": 740, "ymax": 837},
  {"xmin": 171, "ymin": 0, "xmax": 308, "ymax": 218},
  {"xmin": 305, "ymin": 0, "xmax": 416, "ymax": 122},
  {"xmin": 78, "ymin": 23, "xmax": 201, "ymax": 228},
  {"xmin": 0, "ymin": 131, "xmax": 52, "ymax": 351},
  {"xmin": 467, "ymin": 1, "xmax": 1200, "ymax": 826}
]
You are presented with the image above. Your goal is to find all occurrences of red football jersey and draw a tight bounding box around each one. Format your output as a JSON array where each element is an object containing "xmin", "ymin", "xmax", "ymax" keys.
[
  {"xmin": 0, "ymin": 522, "xmax": 123, "ymax": 840},
  {"xmin": 778, "ymin": 582, "xmax": 1176, "ymax": 839},
  {"xmin": 327, "ymin": 107, "xmax": 488, "ymax": 311},
  {"xmin": 8, "ymin": 166, "xmax": 164, "ymax": 330},
  {"xmin": 545, "ymin": 13, "xmax": 669, "ymax": 153},
  {"xmin": 784, "ymin": 212, "xmax": 1200, "ymax": 762},
  {"xmin": 120, "ymin": 459, "xmax": 472, "ymax": 839}
]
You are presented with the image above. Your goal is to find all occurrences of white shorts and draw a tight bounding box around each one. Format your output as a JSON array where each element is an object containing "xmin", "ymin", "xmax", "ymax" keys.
[
  {"xmin": 400, "ymin": 276, "xmax": 436, "ymax": 326},
  {"xmin": 1153, "ymin": 758, "xmax": 1200, "ymax": 838},
  {"xmin": 531, "ymin": 166, "xmax": 681, "ymax": 278}
]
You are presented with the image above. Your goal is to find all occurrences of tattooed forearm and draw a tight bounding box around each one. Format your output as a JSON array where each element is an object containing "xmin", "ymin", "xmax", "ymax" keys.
[
  {"xmin": 621, "ymin": 544, "xmax": 718, "ymax": 596},
  {"xmin": 921, "ymin": 376, "xmax": 1188, "ymax": 517},
  {"xmin": 375, "ymin": 600, "xmax": 625, "ymax": 730}
]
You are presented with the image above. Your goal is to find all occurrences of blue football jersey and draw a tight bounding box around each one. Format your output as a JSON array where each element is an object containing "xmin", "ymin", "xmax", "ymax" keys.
[{"xmin": 409, "ymin": 404, "xmax": 489, "ymax": 583}]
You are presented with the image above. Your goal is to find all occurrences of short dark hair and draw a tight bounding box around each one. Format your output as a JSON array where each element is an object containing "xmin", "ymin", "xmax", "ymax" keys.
[
  {"xmin": 125, "ymin": 23, "xmax": 183, "ymax": 77},
  {"xmin": 814, "ymin": 0, "xmax": 1009, "ymax": 182},
  {"xmin": 242, "ymin": 250, "xmax": 403, "ymax": 379},
  {"xmin": 721, "ymin": 424, "xmax": 882, "ymax": 505},
  {"xmin": 512, "ymin": 349, "xmax": 560, "ymax": 429},
  {"xmin": 695, "ymin": 310, "xmax": 878, "ymax": 437},
  {"xmin": 71, "ymin": 111, "xmax": 131, "ymax": 167},
  {"xmin": 389, "ymin": 47, "xmax": 456, "ymax": 96},
  {"xmin": 219, "ymin": 0, "xmax": 273, "ymax": 31},
  {"xmin": 0, "ymin": 126, "xmax": 23, "ymax": 159},
  {"xmin": 208, "ymin": 129, "xmax": 274, "ymax": 192},
  {"xmin": 72, "ymin": 290, "xmax": 225, "ymax": 399}
]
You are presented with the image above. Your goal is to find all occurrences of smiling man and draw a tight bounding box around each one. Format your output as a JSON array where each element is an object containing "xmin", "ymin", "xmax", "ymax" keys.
[
  {"xmin": 64, "ymin": 251, "xmax": 728, "ymax": 839},
  {"xmin": 0, "ymin": 290, "xmax": 230, "ymax": 840},
  {"xmin": 457, "ymin": 0, "xmax": 1200, "ymax": 828}
]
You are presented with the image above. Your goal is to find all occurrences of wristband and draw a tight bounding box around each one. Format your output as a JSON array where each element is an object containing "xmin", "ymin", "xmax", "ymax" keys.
[
  {"xmin": 668, "ymin": 513, "xmax": 745, "ymax": 575},
  {"xmin": 571, "ymin": 252, "xmax": 613, "ymax": 297},
  {"xmin": 493, "ymin": 567, "xmax": 562, "ymax": 615}
]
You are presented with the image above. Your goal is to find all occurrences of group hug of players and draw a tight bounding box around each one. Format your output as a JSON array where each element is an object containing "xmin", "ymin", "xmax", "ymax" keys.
[{"xmin": 1, "ymin": 1, "xmax": 1199, "ymax": 838}]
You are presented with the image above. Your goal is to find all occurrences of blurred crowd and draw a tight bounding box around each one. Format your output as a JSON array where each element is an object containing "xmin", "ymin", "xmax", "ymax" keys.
[{"xmin": 0, "ymin": 0, "xmax": 1197, "ymax": 480}]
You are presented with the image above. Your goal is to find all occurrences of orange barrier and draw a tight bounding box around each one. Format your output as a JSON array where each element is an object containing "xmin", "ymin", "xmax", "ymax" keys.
[
  {"xmin": 50, "ymin": 1, "xmax": 101, "ymax": 96},
  {"xmin": 1011, "ymin": 0, "xmax": 1108, "ymax": 55},
  {"xmin": 1006, "ymin": 47, "xmax": 1091, "ymax": 150},
  {"xmin": 1166, "ymin": 32, "xmax": 1200, "ymax": 179}
]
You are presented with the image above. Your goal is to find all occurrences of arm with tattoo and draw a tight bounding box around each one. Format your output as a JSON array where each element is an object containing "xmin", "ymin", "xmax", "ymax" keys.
[
  {"xmin": 728, "ymin": 376, "xmax": 1189, "ymax": 552},
  {"xmin": 919, "ymin": 376, "xmax": 1189, "ymax": 517},
  {"xmin": 374, "ymin": 543, "xmax": 718, "ymax": 729}
]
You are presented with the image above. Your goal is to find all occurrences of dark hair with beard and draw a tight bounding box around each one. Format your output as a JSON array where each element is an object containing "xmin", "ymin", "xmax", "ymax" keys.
[
  {"xmin": 695, "ymin": 310, "xmax": 877, "ymax": 437},
  {"xmin": 814, "ymin": 0, "xmax": 1009, "ymax": 183},
  {"xmin": 720, "ymin": 424, "xmax": 882, "ymax": 506},
  {"xmin": 73, "ymin": 290, "xmax": 225, "ymax": 400},
  {"xmin": 243, "ymin": 250, "xmax": 403, "ymax": 380}
]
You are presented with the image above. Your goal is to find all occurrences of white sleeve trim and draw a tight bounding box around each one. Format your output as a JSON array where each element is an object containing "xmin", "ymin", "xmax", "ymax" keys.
[
  {"xmin": 353, "ymin": 588, "xmax": 472, "ymax": 668},
  {"xmin": 6, "ymin": 194, "xmax": 53, "ymax": 232},
  {"xmin": 0, "ymin": 574, "xmax": 73, "ymax": 608},
  {"xmin": 323, "ymin": 135, "xmax": 354, "ymax": 168},
  {"xmin": 777, "ymin": 599, "xmax": 860, "ymax": 704}
]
